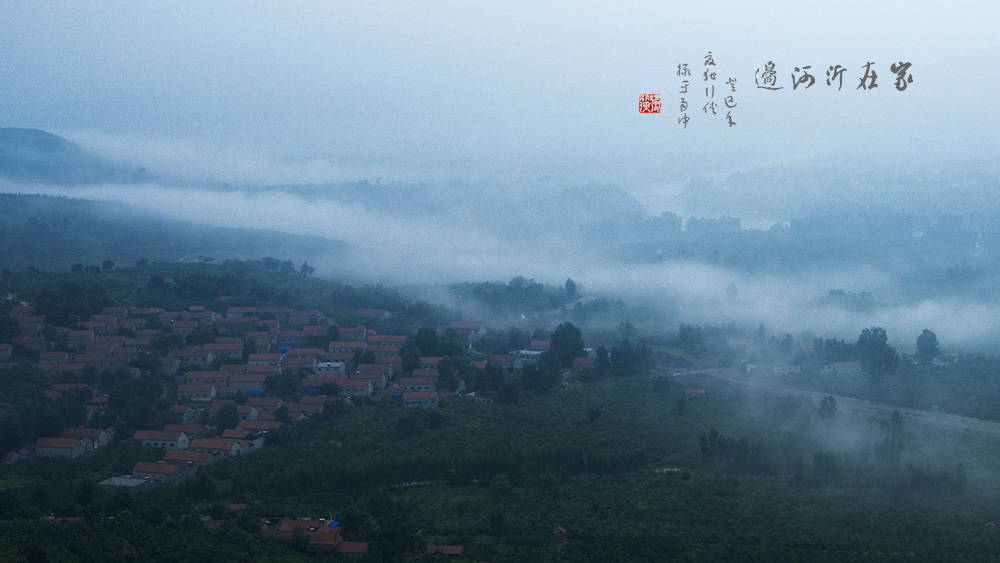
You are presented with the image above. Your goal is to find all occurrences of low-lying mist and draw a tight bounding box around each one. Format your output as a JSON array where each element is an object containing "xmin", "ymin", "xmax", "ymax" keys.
[{"xmin": 4, "ymin": 178, "xmax": 997, "ymax": 353}]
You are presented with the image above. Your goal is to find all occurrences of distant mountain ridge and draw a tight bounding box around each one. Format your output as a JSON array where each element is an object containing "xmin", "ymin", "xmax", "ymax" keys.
[
  {"xmin": 0, "ymin": 193, "xmax": 353, "ymax": 272},
  {"xmin": 0, "ymin": 127, "xmax": 150, "ymax": 185}
]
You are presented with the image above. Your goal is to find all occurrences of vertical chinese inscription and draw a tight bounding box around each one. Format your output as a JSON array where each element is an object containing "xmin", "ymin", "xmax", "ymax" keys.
[
  {"xmin": 677, "ymin": 62, "xmax": 691, "ymax": 128},
  {"xmin": 703, "ymin": 51, "xmax": 717, "ymax": 116}
]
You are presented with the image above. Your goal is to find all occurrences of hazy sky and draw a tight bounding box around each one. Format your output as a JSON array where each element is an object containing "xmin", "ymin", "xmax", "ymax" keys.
[{"xmin": 2, "ymin": 1, "xmax": 997, "ymax": 192}]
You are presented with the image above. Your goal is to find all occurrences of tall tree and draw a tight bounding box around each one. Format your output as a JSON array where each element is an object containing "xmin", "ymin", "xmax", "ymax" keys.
[
  {"xmin": 550, "ymin": 322, "xmax": 584, "ymax": 368},
  {"xmin": 916, "ymin": 329, "xmax": 940, "ymax": 364},
  {"xmin": 521, "ymin": 350, "xmax": 561, "ymax": 393},
  {"xmin": 565, "ymin": 278, "xmax": 577, "ymax": 298},
  {"xmin": 856, "ymin": 327, "xmax": 899, "ymax": 382},
  {"xmin": 594, "ymin": 345, "xmax": 610, "ymax": 376},
  {"xmin": 609, "ymin": 339, "xmax": 654, "ymax": 378}
]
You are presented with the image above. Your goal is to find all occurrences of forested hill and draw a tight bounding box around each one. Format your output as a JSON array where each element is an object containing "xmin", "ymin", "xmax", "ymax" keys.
[
  {"xmin": 0, "ymin": 194, "xmax": 353, "ymax": 272},
  {"xmin": 0, "ymin": 128, "xmax": 149, "ymax": 185}
]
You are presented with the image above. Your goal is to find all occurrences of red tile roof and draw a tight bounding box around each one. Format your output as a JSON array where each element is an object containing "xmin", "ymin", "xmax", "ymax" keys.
[
  {"xmin": 35, "ymin": 437, "xmax": 79, "ymax": 449},
  {"xmin": 133, "ymin": 461, "xmax": 179, "ymax": 475},
  {"xmin": 163, "ymin": 450, "xmax": 211, "ymax": 464},
  {"xmin": 403, "ymin": 391, "xmax": 438, "ymax": 401},
  {"xmin": 189, "ymin": 438, "xmax": 237, "ymax": 451},
  {"xmin": 367, "ymin": 334, "xmax": 407, "ymax": 343},
  {"xmin": 338, "ymin": 542, "xmax": 369, "ymax": 555},
  {"xmin": 426, "ymin": 545, "xmax": 464, "ymax": 556},
  {"xmin": 133, "ymin": 430, "xmax": 186, "ymax": 442}
]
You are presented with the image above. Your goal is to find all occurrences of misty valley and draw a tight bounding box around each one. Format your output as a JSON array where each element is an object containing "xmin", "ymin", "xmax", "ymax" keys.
[{"xmin": 2, "ymin": 129, "xmax": 1000, "ymax": 561}]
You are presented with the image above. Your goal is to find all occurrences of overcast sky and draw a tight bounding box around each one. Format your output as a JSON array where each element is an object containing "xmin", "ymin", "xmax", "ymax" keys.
[{"xmin": 2, "ymin": 1, "xmax": 997, "ymax": 193}]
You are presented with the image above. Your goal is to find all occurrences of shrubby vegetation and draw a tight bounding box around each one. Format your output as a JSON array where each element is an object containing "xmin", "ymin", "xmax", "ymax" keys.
[{"xmin": 4, "ymin": 264, "xmax": 1000, "ymax": 561}]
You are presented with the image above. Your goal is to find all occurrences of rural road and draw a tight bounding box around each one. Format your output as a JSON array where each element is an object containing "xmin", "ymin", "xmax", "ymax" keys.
[{"xmin": 674, "ymin": 368, "xmax": 1000, "ymax": 437}]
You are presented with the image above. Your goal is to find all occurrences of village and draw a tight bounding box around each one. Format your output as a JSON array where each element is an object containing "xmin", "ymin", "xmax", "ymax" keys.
[{"xmin": 0, "ymin": 297, "xmax": 606, "ymax": 558}]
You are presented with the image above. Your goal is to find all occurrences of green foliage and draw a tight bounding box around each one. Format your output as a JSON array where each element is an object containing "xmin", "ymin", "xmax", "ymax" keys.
[
  {"xmin": 857, "ymin": 326, "xmax": 900, "ymax": 382},
  {"xmin": 519, "ymin": 350, "xmax": 561, "ymax": 394},
  {"xmin": 594, "ymin": 345, "xmax": 610, "ymax": 376},
  {"xmin": 0, "ymin": 310, "xmax": 20, "ymax": 344},
  {"xmin": 413, "ymin": 327, "xmax": 464, "ymax": 358},
  {"xmin": 214, "ymin": 403, "xmax": 239, "ymax": 431},
  {"xmin": 473, "ymin": 326, "xmax": 528, "ymax": 355},
  {"xmin": 263, "ymin": 373, "xmax": 302, "ymax": 400},
  {"xmin": 550, "ymin": 322, "xmax": 584, "ymax": 368},
  {"xmin": 32, "ymin": 281, "xmax": 111, "ymax": 326},
  {"xmin": 472, "ymin": 362, "xmax": 507, "ymax": 393},
  {"xmin": 436, "ymin": 357, "xmax": 459, "ymax": 392},
  {"xmin": 608, "ymin": 339, "xmax": 654, "ymax": 378},
  {"xmin": 103, "ymin": 374, "xmax": 176, "ymax": 437},
  {"xmin": 564, "ymin": 277, "xmax": 577, "ymax": 298},
  {"xmin": 0, "ymin": 364, "xmax": 88, "ymax": 451},
  {"xmin": 451, "ymin": 276, "xmax": 571, "ymax": 316},
  {"xmin": 678, "ymin": 323, "xmax": 704, "ymax": 349},
  {"xmin": 917, "ymin": 329, "xmax": 941, "ymax": 364}
]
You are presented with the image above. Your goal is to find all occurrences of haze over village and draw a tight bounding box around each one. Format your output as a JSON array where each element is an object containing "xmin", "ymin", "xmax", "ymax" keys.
[{"xmin": 1, "ymin": 2, "xmax": 1000, "ymax": 562}]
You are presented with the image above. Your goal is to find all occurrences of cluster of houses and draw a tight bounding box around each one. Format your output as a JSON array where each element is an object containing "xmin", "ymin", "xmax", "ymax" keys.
[
  {"xmin": 93, "ymin": 394, "xmax": 330, "ymax": 491},
  {"xmin": 1, "ymin": 302, "xmax": 505, "ymax": 469},
  {"xmin": 1, "ymin": 297, "xmax": 608, "ymax": 559},
  {"xmin": 3, "ymin": 295, "xmax": 607, "ymax": 486}
]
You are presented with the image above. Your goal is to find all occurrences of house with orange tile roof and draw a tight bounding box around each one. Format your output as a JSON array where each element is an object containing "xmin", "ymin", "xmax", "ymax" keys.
[
  {"xmin": 132, "ymin": 430, "xmax": 190, "ymax": 450},
  {"xmin": 35, "ymin": 437, "xmax": 87, "ymax": 458},
  {"xmin": 133, "ymin": 461, "xmax": 187, "ymax": 484},
  {"xmin": 403, "ymin": 391, "xmax": 439, "ymax": 408}
]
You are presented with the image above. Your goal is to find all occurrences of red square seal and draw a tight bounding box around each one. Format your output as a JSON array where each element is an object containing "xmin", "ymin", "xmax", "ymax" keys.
[{"xmin": 639, "ymin": 94, "xmax": 661, "ymax": 113}]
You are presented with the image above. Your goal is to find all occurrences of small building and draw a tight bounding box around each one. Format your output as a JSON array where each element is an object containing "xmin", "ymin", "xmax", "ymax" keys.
[
  {"xmin": 403, "ymin": 391, "xmax": 439, "ymax": 408},
  {"xmin": 399, "ymin": 377, "xmax": 434, "ymax": 392},
  {"xmin": 132, "ymin": 461, "xmax": 186, "ymax": 484},
  {"xmin": 287, "ymin": 309, "xmax": 320, "ymax": 326},
  {"xmin": 339, "ymin": 379, "xmax": 374, "ymax": 398},
  {"xmin": 163, "ymin": 449, "xmax": 214, "ymax": 466},
  {"xmin": 451, "ymin": 321, "xmax": 487, "ymax": 344},
  {"xmin": 248, "ymin": 353, "xmax": 283, "ymax": 365},
  {"xmin": 488, "ymin": 354, "xmax": 521, "ymax": 373},
  {"xmin": 425, "ymin": 545, "xmax": 464, "ymax": 557},
  {"xmin": 168, "ymin": 346, "xmax": 215, "ymax": 367},
  {"xmin": 357, "ymin": 308, "xmax": 391, "ymax": 320},
  {"xmin": 35, "ymin": 437, "xmax": 87, "ymax": 459},
  {"xmin": 237, "ymin": 419, "xmax": 282, "ymax": 432},
  {"xmin": 98, "ymin": 475, "xmax": 153, "ymax": 493},
  {"xmin": 171, "ymin": 404, "xmax": 201, "ymax": 424},
  {"xmin": 226, "ymin": 306, "xmax": 258, "ymax": 318},
  {"xmin": 328, "ymin": 341, "xmax": 367, "ymax": 355},
  {"xmin": 315, "ymin": 361, "xmax": 346, "ymax": 375},
  {"xmin": 60, "ymin": 427, "xmax": 114, "ymax": 450},
  {"xmin": 132, "ymin": 430, "xmax": 190, "ymax": 450},
  {"xmin": 204, "ymin": 340, "xmax": 244, "ymax": 361},
  {"xmin": 189, "ymin": 438, "xmax": 243, "ymax": 457},
  {"xmin": 177, "ymin": 383, "xmax": 218, "ymax": 401},
  {"xmin": 185, "ymin": 371, "xmax": 229, "ymax": 387},
  {"xmin": 368, "ymin": 343, "xmax": 402, "ymax": 357},
  {"xmin": 229, "ymin": 373, "xmax": 267, "ymax": 394},
  {"xmin": 832, "ymin": 361, "xmax": 862, "ymax": 374},
  {"xmin": 338, "ymin": 542, "xmax": 369, "ymax": 558}
]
